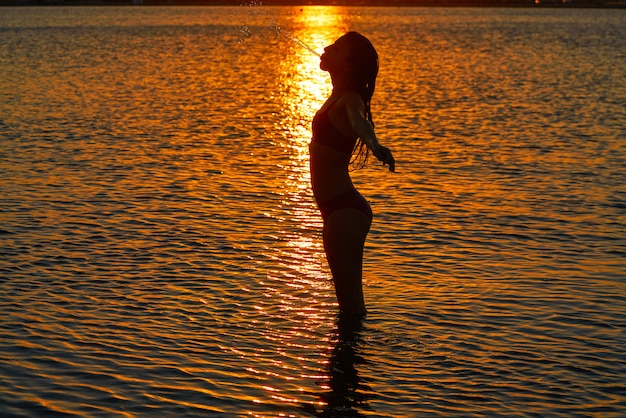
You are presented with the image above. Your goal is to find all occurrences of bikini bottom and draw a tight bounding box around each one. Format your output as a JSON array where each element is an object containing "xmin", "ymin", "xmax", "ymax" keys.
[{"xmin": 316, "ymin": 189, "xmax": 372, "ymax": 223}]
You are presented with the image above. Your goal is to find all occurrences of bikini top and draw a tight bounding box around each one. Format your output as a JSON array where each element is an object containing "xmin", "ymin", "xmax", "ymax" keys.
[{"xmin": 311, "ymin": 100, "xmax": 357, "ymax": 155}]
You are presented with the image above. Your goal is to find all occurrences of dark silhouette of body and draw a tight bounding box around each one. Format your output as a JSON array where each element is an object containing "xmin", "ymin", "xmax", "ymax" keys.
[{"xmin": 310, "ymin": 32, "xmax": 395, "ymax": 316}]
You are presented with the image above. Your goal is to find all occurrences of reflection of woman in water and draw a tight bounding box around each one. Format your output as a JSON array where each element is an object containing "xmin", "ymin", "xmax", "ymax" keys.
[
  {"xmin": 320, "ymin": 315, "xmax": 371, "ymax": 416},
  {"xmin": 310, "ymin": 32, "xmax": 395, "ymax": 316}
]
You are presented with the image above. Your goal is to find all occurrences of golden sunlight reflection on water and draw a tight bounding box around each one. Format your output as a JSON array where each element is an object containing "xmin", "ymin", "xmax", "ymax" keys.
[
  {"xmin": 269, "ymin": 7, "xmax": 346, "ymax": 308},
  {"xmin": 253, "ymin": 7, "xmax": 351, "ymax": 412}
]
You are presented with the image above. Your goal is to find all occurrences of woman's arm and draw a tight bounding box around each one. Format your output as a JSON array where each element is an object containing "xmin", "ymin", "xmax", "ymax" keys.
[{"xmin": 342, "ymin": 93, "xmax": 396, "ymax": 172}]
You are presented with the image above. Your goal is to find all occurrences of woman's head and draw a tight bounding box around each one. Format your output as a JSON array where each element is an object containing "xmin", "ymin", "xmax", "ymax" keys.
[
  {"xmin": 321, "ymin": 32, "xmax": 379, "ymax": 169},
  {"xmin": 321, "ymin": 32, "xmax": 379, "ymax": 105}
]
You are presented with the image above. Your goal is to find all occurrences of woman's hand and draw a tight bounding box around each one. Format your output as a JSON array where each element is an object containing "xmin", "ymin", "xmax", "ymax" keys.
[{"xmin": 372, "ymin": 144, "xmax": 395, "ymax": 172}]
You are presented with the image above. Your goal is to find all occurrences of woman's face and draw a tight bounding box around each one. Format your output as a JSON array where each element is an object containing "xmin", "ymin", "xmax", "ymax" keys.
[{"xmin": 320, "ymin": 36, "xmax": 351, "ymax": 73}]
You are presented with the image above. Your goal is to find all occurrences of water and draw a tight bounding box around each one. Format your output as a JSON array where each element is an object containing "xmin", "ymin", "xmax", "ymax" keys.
[
  {"xmin": 239, "ymin": 1, "xmax": 322, "ymax": 56},
  {"xmin": 269, "ymin": 22, "xmax": 322, "ymax": 57},
  {"xmin": 1, "ymin": 5, "xmax": 625, "ymax": 417}
]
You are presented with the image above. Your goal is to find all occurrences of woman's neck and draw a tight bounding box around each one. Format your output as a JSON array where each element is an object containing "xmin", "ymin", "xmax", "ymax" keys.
[
  {"xmin": 330, "ymin": 71, "xmax": 352, "ymax": 91},
  {"xmin": 331, "ymin": 87, "xmax": 353, "ymax": 95}
]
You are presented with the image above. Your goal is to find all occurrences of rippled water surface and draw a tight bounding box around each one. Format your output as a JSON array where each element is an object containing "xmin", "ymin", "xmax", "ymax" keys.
[{"xmin": 1, "ymin": 5, "xmax": 625, "ymax": 417}]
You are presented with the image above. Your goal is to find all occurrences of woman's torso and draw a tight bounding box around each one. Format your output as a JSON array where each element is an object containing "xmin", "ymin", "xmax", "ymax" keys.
[{"xmin": 309, "ymin": 94, "xmax": 359, "ymax": 202}]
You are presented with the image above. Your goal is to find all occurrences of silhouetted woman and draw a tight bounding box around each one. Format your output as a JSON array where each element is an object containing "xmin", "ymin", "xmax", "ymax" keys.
[{"xmin": 310, "ymin": 32, "xmax": 395, "ymax": 316}]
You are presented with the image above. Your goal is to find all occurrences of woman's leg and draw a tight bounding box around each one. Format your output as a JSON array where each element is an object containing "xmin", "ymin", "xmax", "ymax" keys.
[{"xmin": 323, "ymin": 208, "xmax": 372, "ymax": 315}]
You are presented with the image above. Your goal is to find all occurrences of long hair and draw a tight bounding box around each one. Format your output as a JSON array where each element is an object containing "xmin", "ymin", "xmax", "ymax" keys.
[{"xmin": 343, "ymin": 32, "xmax": 379, "ymax": 169}]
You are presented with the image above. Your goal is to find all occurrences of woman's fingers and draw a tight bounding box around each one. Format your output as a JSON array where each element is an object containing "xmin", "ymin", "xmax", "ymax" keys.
[
  {"xmin": 387, "ymin": 154, "xmax": 395, "ymax": 172},
  {"xmin": 374, "ymin": 146, "xmax": 395, "ymax": 172}
]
